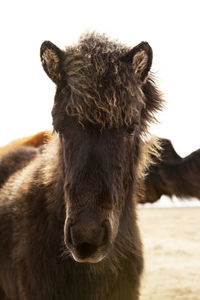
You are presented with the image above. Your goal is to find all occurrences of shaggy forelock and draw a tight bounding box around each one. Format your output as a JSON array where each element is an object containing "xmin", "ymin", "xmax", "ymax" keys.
[{"xmin": 61, "ymin": 33, "xmax": 146, "ymax": 129}]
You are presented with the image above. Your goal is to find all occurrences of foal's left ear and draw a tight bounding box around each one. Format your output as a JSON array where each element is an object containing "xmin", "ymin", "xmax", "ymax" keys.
[
  {"xmin": 40, "ymin": 41, "xmax": 64, "ymax": 84},
  {"xmin": 120, "ymin": 42, "xmax": 153, "ymax": 83}
]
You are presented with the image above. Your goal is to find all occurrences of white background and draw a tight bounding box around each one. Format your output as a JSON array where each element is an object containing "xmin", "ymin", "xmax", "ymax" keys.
[{"xmin": 0, "ymin": 0, "xmax": 199, "ymax": 158}]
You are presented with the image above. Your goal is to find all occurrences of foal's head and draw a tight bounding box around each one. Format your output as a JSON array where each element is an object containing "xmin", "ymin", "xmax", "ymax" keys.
[{"xmin": 41, "ymin": 33, "xmax": 161, "ymax": 263}]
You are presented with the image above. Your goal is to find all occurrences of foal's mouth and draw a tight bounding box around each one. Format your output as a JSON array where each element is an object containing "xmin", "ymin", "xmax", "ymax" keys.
[
  {"xmin": 67, "ymin": 241, "xmax": 110, "ymax": 263},
  {"xmin": 71, "ymin": 249, "xmax": 107, "ymax": 264}
]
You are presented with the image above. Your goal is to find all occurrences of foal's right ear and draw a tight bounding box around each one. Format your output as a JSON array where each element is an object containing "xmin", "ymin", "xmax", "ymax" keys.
[{"xmin": 40, "ymin": 41, "xmax": 64, "ymax": 84}]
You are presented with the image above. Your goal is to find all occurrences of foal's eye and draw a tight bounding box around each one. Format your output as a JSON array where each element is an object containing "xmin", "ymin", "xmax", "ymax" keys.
[
  {"xmin": 127, "ymin": 124, "xmax": 137, "ymax": 136},
  {"xmin": 58, "ymin": 132, "xmax": 64, "ymax": 142}
]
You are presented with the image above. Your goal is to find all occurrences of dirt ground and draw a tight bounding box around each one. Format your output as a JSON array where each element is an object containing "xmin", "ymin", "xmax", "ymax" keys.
[{"xmin": 138, "ymin": 207, "xmax": 200, "ymax": 300}]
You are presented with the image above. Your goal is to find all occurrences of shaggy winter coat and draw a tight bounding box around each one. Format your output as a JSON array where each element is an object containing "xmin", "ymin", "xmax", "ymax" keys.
[{"xmin": 0, "ymin": 33, "xmax": 163, "ymax": 300}]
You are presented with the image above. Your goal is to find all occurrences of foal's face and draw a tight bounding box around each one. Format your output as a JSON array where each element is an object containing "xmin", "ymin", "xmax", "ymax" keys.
[
  {"xmin": 41, "ymin": 33, "xmax": 153, "ymax": 263},
  {"xmin": 58, "ymin": 117, "xmax": 137, "ymax": 263}
]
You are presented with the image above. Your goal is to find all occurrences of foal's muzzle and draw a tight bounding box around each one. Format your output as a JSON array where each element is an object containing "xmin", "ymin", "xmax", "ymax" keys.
[{"xmin": 65, "ymin": 217, "xmax": 111, "ymax": 263}]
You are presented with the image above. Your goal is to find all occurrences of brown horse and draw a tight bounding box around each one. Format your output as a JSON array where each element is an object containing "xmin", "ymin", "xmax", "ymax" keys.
[
  {"xmin": 141, "ymin": 138, "xmax": 200, "ymax": 203},
  {"xmin": 0, "ymin": 33, "xmax": 163, "ymax": 300},
  {"xmin": 0, "ymin": 131, "xmax": 50, "ymax": 156}
]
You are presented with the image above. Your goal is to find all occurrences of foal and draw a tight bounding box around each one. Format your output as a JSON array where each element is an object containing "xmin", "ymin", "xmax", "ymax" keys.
[{"xmin": 0, "ymin": 33, "xmax": 162, "ymax": 300}]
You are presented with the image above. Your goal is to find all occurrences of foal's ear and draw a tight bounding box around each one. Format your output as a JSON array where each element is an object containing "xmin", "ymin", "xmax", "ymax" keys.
[
  {"xmin": 40, "ymin": 41, "xmax": 64, "ymax": 84},
  {"xmin": 120, "ymin": 42, "xmax": 153, "ymax": 83}
]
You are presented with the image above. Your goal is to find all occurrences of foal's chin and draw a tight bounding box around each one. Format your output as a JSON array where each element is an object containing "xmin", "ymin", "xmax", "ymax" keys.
[
  {"xmin": 67, "ymin": 245, "xmax": 110, "ymax": 264},
  {"xmin": 71, "ymin": 252, "xmax": 107, "ymax": 264}
]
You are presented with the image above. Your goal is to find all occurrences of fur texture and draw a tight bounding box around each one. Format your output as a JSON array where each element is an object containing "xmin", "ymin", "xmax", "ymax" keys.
[{"xmin": 0, "ymin": 147, "xmax": 38, "ymax": 189}]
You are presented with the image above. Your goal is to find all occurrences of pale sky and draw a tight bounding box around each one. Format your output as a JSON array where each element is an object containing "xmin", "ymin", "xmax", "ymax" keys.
[{"xmin": 0, "ymin": 0, "xmax": 199, "ymax": 157}]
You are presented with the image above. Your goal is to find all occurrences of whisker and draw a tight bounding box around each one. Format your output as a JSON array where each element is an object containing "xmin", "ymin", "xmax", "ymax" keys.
[{"xmin": 59, "ymin": 244, "xmax": 71, "ymax": 262}]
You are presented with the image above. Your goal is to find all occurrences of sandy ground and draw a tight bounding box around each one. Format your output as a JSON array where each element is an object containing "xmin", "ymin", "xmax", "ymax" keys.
[{"xmin": 138, "ymin": 207, "xmax": 200, "ymax": 300}]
